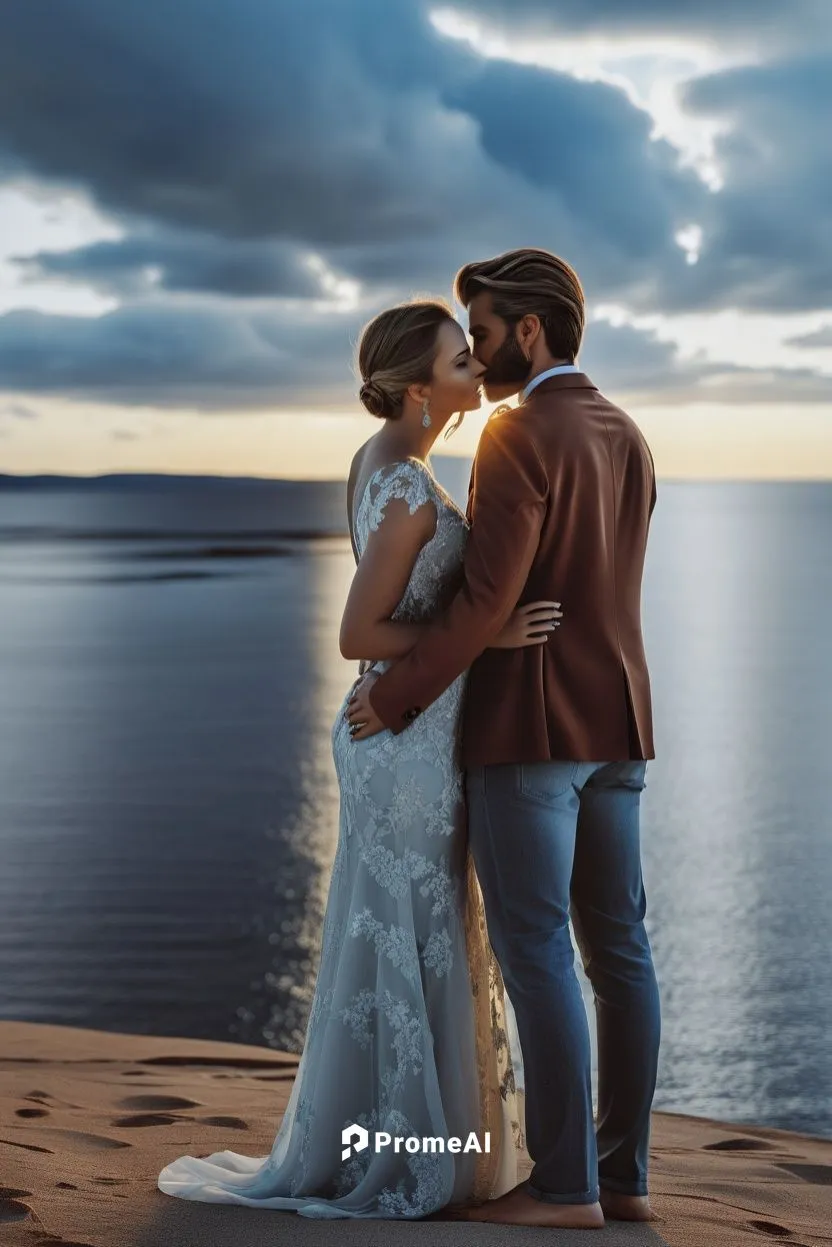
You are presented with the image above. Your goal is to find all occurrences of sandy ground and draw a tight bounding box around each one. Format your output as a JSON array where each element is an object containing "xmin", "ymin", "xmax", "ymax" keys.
[{"xmin": 1, "ymin": 1021, "xmax": 831, "ymax": 1247}]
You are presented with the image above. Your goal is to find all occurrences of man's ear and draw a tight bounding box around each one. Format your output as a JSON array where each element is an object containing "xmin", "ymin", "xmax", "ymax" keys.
[{"xmin": 518, "ymin": 314, "xmax": 543, "ymax": 354}]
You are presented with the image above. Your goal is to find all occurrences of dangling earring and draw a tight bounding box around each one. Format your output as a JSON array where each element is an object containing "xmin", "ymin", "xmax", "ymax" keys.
[{"xmin": 421, "ymin": 398, "xmax": 432, "ymax": 428}]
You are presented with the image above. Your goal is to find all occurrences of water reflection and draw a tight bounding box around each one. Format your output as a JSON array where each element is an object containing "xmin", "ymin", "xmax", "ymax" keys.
[
  {"xmin": 248, "ymin": 546, "xmax": 359, "ymax": 1050},
  {"xmin": 641, "ymin": 484, "xmax": 832, "ymax": 1132},
  {"xmin": 1, "ymin": 483, "xmax": 830, "ymax": 1136}
]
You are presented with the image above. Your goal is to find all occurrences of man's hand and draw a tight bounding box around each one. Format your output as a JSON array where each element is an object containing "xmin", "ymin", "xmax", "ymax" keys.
[{"xmin": 345, "ymin": 669, "xmax": 385, "ymax": 740}]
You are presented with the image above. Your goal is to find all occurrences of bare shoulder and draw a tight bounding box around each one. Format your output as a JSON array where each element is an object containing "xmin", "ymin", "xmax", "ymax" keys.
[{"xmin": 349, "ymin": 436, "xmax": 376, "ymax": 483}]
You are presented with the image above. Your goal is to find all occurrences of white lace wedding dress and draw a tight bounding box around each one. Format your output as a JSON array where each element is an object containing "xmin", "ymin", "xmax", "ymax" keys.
[{"xmin": 157, "ymin": 456, "xmax": 525, "ymax": 1218}]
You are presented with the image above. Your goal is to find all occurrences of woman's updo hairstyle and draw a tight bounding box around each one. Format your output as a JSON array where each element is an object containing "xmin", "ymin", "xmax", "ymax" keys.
[{"xmin": 357, "ymin": 299, "xmax": 454, "ymax": 420}]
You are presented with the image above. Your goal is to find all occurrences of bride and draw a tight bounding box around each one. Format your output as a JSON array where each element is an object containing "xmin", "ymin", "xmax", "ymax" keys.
[{"xmin": 157, "ymin": 299, "xmax": 562, "ymax": 1219}]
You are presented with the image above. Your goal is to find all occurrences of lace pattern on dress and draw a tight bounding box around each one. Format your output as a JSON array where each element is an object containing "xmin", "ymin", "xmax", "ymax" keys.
[{"xmin": 156, "ymin": 456, "xmax": 525, "ymax": 1219}]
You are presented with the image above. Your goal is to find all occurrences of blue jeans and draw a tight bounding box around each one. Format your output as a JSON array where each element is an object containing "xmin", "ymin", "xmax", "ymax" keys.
[{"xmin": 465, "ymin": 760, "xmax": 661, "ymax": 1205}]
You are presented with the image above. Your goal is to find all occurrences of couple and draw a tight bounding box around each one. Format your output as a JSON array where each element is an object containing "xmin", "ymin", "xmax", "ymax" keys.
[{"xmin": 158, "ymin": 247, "xmax": 662, "ymax": 1227}]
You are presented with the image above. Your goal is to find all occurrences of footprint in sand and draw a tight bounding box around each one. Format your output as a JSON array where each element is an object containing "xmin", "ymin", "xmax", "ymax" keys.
[
  {"xmin": 200, "ymin": 1116, "xmax": 249, "ymax": 1130},
  {"xmin": 112, "ymin": 1113, "xmax": 185, "ymax": 1127},
  {"xmin": 55, "ymin": 1130, "xmax": 131, "ymax": 1151},
  {"xmin": 93, "ymin": 1177, "xmax": 130, "ymax": 1185},
  {"xmin": 747, "ymin": 1218, "xmax": 795, "ymax": 1237},
  {"xmin": 56, "ymin": 1182, "xmax": 78, "ymax": 1189},
  {"xmin": 139, "ymin": 1055, "xmax": 297, "ymax": 1070},
  {"xmin": 704, "ymin": 1138, "xmax": 775, "ymax": 1151},
  {"xmin": 0, "ymin": 1137, "xmax": 53, "ymax": 1154},
  {"xmin": 45, "ymin": 1241, "xmax": 96, "ymax": 1247},
  {"xmin": 0, "ymin": 1197, "xmax": 33, "ymax": 1223},
  {"xmin": 117, "ymin": 1094, "xmax": 201, "ymax": 1111},
  {"xmin": 778, "ymin": 1162, "xmax": 832, "ymax": 1185},
  {"xmin": 16, "ymin": 1106, "xmax": 50, "ymax": 1118}
]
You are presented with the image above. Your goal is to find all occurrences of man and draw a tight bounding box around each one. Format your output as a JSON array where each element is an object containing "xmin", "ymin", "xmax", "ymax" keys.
[{"xmin": 347, "ymin": 247, "xmax": 661, "ymax": 1229}]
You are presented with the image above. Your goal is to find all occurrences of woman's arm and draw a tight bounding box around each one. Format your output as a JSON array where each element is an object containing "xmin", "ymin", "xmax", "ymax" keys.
[
  {"xmin": 351, "ymin": 601, "xmax": 563, "ymax": 663},
  {"xmin": 347, "ymin": 621, "xmax": 428, "ymax": 662},
  {"xmin": 339, "ymin": 494, "xmax": 438, "ymax": 661},
  {"xmin": 340, "ymin": 464, "xmax": 561, "ymax": 663}
]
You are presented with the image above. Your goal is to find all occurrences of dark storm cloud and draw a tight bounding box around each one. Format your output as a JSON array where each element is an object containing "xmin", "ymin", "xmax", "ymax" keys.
[
  {"xmin": 0, "ymin": 300, "xmax": 827, "ymax": 413},
  {"xmin": 448, "ymin": 5, "xmax": 832, "ymax": 315},
  {"xmin": 0, "ymin": 0, "xmax": 830, "ymax": 414},
  {"xmin": 0, "ymin": 0, "xmax": 477, "ymax": 245},
  {"xmin": 443, "ymin": 61, "xmax": 702, "ymax": 264},
  {"xmin": 0, "ymin": 302, "xmax": 368, "ymax": 411},
  {"xmin": 580, "ymin": 320, "xmax": 832, "ymax": 406},
  {"xmin": 643, "ymin": 53, "xmax": 832, "ymax": 313},
  {"xmin": 0, "ymin": 0, "xmax": 702, "ymax": 296},
  {"xmin": 13, "ymin": 231, "xmax": 338, "ymax": 299}
]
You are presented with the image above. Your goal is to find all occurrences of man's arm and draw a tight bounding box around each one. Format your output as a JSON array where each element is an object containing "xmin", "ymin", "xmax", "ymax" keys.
[{"xmin": 368, "ymin": 414, "xmax": 548, "ymax": 734}]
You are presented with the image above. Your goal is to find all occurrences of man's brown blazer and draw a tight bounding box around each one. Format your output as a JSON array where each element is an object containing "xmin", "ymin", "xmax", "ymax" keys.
[{"xmin": 368, "ymin": 371, "xmax": 657, "ymax": 766}]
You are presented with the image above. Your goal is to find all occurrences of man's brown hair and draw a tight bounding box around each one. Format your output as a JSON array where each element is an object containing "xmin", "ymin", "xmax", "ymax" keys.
[{"xmin": 455, "ymin": 247, "xmax": 585, "ymax": 361}]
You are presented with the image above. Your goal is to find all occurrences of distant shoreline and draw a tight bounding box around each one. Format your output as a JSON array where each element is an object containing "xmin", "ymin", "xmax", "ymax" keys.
[
  {"xmin": 0, "ymin": 472, "xmax": 345, "ymax": 491},
  {"xmin": 2, "ymin": 471, "xmax": 831, "ymax": 490}
]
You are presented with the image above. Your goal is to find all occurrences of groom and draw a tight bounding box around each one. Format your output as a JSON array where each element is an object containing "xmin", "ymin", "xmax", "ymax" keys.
[{"xmin": 346, "ymin": 247, "xmax": 661, "ymax": 1230}]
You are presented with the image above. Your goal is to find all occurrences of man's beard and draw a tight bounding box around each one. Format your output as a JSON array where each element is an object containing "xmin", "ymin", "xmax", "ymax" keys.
[{"xmin": 482, "ymin": 329, "xmax": 533, "ymax": 400}]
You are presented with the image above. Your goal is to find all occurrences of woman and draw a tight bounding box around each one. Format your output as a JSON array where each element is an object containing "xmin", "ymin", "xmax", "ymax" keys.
[{"xmin": 157, "ymin": 299, "xmax": 563, "ymax": 1219}]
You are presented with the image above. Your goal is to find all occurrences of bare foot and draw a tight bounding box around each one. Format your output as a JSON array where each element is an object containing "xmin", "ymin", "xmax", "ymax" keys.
[
  {"xmin": 600, "ymin": 1189, "xmax": 661, "ymax": 1221},
  {"xmin": 445, "ymin": 1182, "xmax": 604, "ymax": 1228}
]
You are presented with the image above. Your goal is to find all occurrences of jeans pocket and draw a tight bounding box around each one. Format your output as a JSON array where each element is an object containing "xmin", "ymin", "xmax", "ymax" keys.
[{"xmin": 518, "ymin": 761, "xmax": 578, "ymax": 805}]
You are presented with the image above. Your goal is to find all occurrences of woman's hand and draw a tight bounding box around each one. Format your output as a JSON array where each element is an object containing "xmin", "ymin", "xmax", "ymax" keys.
[{"xmin": 491, "ymin": 600, "xmax": 563, "ymax": 649}]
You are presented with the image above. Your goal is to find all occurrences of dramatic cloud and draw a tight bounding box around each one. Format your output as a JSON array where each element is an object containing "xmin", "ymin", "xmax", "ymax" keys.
[
  {"xmin": 580, "ymin": 320, "xmax": 832, "ymax": 406},
  {"xmin": 1, "ymin": 1, "xmax": 705, "ymax": 302},
  {"xmin": 647, "ymin": 53, "xmax": 832, "ymax": 312},
  {"xmin": 0, "ymin": 300, "xmax": 826, "ymax": 413},
  {"xmin": 443, "ymin": 60, "xmax": 703, "ymax": 282},
  {"xmin": 0, "ymin": 0, "xmax": 830, "ymax": 413},
  {"xmin": 455, "ymin": 0, "xmax": 830, "ymax": 45},
  {"xmin": 0, "ymin": 301, "xmax": 368, "ymax": 410},
  {"xmin": 13, "ymin": 230, "xmax": 345, "ymax": 300},
  {"xmin": 0, "ymin": 1, "xmax": 476, "ymax": 245}
]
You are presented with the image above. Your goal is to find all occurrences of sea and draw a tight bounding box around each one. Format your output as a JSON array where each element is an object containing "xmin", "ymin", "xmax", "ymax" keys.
[{"xmin": 0, "ymin": 461, "xmax": 830, "ymax": 1138}]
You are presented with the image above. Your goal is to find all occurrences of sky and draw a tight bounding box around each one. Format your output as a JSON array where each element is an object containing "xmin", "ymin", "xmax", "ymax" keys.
[{"xmin": 0, "ymin": 0, "xmax": 831, "ymax": 479}]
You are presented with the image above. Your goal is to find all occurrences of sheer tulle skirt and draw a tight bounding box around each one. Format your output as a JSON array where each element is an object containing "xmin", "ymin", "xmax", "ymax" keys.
[{"xmin": 158, "ymin": 671, "xmax": 524, "ymax": 1219}]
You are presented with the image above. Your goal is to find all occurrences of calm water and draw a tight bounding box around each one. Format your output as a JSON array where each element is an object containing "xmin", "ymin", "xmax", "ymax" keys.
[{"xmin": 1, "ymin": 469, "xmax": 830, "ymax": 1139}]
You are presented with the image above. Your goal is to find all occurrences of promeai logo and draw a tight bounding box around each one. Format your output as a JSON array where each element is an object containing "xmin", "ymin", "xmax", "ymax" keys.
[
  {"xmin": 341, "ymin": 1123, "xmax": 489, "ymax": 1159},
  {"xmin": 341, "ymin": 1123, "xmax": 369, "ymax": 1160}
]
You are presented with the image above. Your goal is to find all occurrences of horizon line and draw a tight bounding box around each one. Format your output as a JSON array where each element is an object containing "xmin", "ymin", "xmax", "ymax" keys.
[{"xmin": 2, "ymin": 469, "xmax": 832, "ymax": 486}]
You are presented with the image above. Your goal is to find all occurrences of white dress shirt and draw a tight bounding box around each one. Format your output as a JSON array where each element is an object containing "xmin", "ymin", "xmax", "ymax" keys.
[{"xmin": 521, "ymin": 363, "xmax": 580, "ymax": 403}]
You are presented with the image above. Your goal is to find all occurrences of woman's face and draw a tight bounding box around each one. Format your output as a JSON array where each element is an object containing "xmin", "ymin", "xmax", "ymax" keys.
[{"xmin": 427, "ymin": 319, "xmax": 486, "ymax": 422}]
